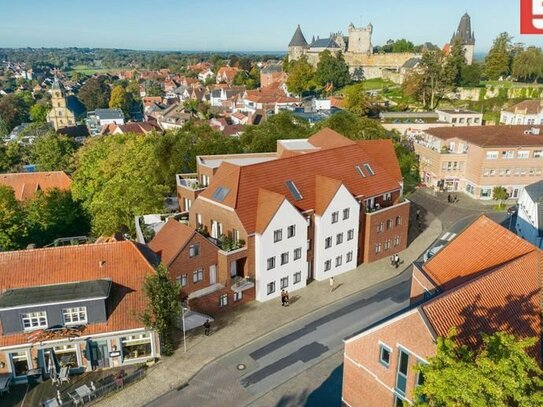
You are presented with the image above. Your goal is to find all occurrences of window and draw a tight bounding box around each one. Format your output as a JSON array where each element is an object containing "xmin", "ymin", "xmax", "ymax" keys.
[
  {"xmin": 274, "ymin": 229, "xmax": 282, "ymax": 243},
  {"xmin": 219, "ymin": 293, "xmax": 228, "ymax": 307},
  {"xmin": 534, "ymin": 150, "xmax": 543, "ymax": 158},
  {"xmin": 193, "ymin": 268, "xmax": 204, "ymax": 283},
  {"xmin": 21, "ymin": 311, "xmax": 47, "ymax": 330},
  {"xmin": 234, "ymin": 291, "xmax": 242, "ymax": 302},
  {"xmin": 343, "ymin": 208, "xmax": 350, "ymax": 220},
  {"xmin": 387, "ymin": 219, "xmax": 393, "ymax": 229},
  {"xmin": 384, "ymin": 239, "xmax": 391, "ymax": 250},
  {"xmin": 396, "ymin": 349, "xmax": 409, "ymax": 395},
  {"xmin": 379, "ymin": 344, "xmax": 391, "ymax": 367},
  {"xmin": 267, "ymin": 257, "xmax": 276, "ymax": 270},
  {"xmin": 280, "ymin": 277, "xmax": 289, "ymax": 289},
  {"xmin": 267, "ymin": 281, "xmax": 276, "ymax": 295},
  {"xmin": 324, "ymin": 260, "xmax": 332, "ymax": 271},
  {"xmin": 293, "ymin": 271, "xmax": 302, "ymax": 284},
  {"xmin": 189, "ymin": 244, "xmax": 200, "ymax": 257},
  {"xmin": 364, "ymin": 163, "xmax": 375, "ymax": 176},
  {"xmin": 518, "ymin": 150, "xmax": 529, "ymax": 159},
  {"xmin": 355, "ymin": 165, "xmax": 366, "ymax": 177},
  {"xmin": 347, "ymin": 229, "xmax": 355, "ymax": 241},
  {"xmin": 336, "ymin": 233, "xmax": 343, "ymax": 245},
  {"xmin": 306, "ymin": 216, "xmax": 312, "ymax": 226},
  {"xmin": 9, "ymin": 352, "xmax": 29, "ymax": 377},
  {"xmin": 294, "ymin": 247, "xmax": 302, "ymax": 260},
  {"xmin": 285, "ymin": 180, "xmax": 303, "ymax": 200},
  {"xmin": 325, "ymin": 236, "xmax": 332, "ymax": 249},
  {"xmin": 121, "ymin": 333, "xmax": 152, "ymax": 361},
  {"xmin": 377, "ymin": 222, "xmax": 384, "ymax": 233},
  {"xmin": 394, "ymin": 396, "xmax": 405, "ymax": 407},
  {"xmin": 177, "ymin": 274, "xmax": 188, "ymax": 287},
  {"xmin": 486, "ymin": 151, "xmax": 498, "ymax": 160},
  {"xmin": 54, "ymin": 344, "xmax": 79, "ymax": 367},
  {"xmin": 396, "ymin": 216, "xmax": 401, "ymax": 226},
  {"xmin": 502, "ymin": 150, "xmax": 514, "ymax": 159},
  {"xmin": 335, "ymin": 255, "xmax": 342, "ymax": 267},
  {"xmin": 384, "ymin": 192, "xmax": 391, "ymax": 201},
  {"xmin": 62, "ymin": 307, "xmax": 87, "ymax": 325},
  {"xmin": 287, "ymin": 225, "xmax": 296, "ymax": 238},
  {"xmin": 332, "ymin": 211, "xmax": 339, "ymax": 224},
  {"xmin": 346, "ymin": 251, "xmax": 353, "ymax": 262},
  {"xmin": 394, "ymin": 236, "xmax": 400, "ymax": 246},
  {"xmin": 196, "ymin": 213, "xmax": 202, "ymax": 227},
  {"xmin": 481, "ymin": 188, "xmax": 492, "ymax": 198},
  {"xmin": 211, "ymin": 186, "xmax": 230, "ymax": 202},
  {"xmin": 375, "ymin": 243, "xmax": 382, "ymax": 254},
  {"xmin": 281, "ymin": 252, "xmax": 289, "ymax": 265}
]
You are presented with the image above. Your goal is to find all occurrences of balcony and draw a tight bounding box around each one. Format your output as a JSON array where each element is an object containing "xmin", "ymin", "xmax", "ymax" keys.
[
  {"xmin": 366, "ymin": 199, "xmax": 410, "ymax": 214},
  {"xmin": 176, "ymin": 173, "xmax": 206, "ymax": 191},
  {"xmin": 231, "ymin": 276, "xmax": 255, "ymax": 293}
]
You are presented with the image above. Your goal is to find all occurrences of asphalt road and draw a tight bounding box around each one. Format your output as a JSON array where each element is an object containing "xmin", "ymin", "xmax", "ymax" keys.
[{"xmin": 145, "ymin": 268, "xmax": 412, "ymax": 407}]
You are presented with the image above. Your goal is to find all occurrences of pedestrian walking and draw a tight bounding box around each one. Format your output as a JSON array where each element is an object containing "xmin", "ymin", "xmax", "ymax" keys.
[
  {"xmin": 447, "ymin": 194, "xmax": 451, "ymax": 203},
  {"xmin": 415, "ymin": 208, "xmax": 420, "ymax": 221},
  {"xmin": 394, "ymin": 254, "xmax": 400, "ymax": 269},
  {"xmin": 390, "ymin": 255, "xmax": 395, "ymax": 268},
  {"xmin": 329, "ymin": 277, "xmax": 335, "ymax": 293},
  {"xmin": 285, "ymin": 291, "xmax": 290, "ymax": 306},
  {"xmin": 281, "ymin": 289, "xmax": 286, "ymax": 306},
  {"xmin": 203, "ymin": 319, "xmax": 211, "ymax": 336}
]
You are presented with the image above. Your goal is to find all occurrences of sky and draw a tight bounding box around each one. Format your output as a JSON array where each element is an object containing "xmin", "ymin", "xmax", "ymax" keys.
[{"xmin": 1, "ymin": 0, "xmax": 542, "ymax": 52}]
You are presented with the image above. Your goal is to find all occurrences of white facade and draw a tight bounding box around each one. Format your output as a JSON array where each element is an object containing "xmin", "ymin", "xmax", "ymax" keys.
[
  {"xmin": 516, "ymin": 187, "xmax": 542, "ymax": 248},
  {"xmin": 313, "ymin": 185, "xmax": 360, "ymax": 281},
  {"xmin": 254, "ymin": 200, "xmax": 308, "ymax": 302},
  {"xmin": 500, "ymin": 110, "xmax": 543, "ymax": 125},
  {"xmin": 312, "ymin": 99, "xmax": 332, "ymax": 111},
  {"xmin": 435, "ymin": 109, "xmax": 482, "ymax": 126}
]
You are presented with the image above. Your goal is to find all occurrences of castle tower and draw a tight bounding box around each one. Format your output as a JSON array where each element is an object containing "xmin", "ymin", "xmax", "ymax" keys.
[
  {"xmin": 46, "ymin": 78, "xmax": 75, "ymax": 130},
  {"xmin": 288, "ymin": 24, "xmax": 309, "ymax": 62},
  {"xmin": 451, "ymin": 13, "xmax": 475, "ymax": 65},
  {"xmin": 347, "ymin": 22, "xmax": 373, "ymax": 55}
]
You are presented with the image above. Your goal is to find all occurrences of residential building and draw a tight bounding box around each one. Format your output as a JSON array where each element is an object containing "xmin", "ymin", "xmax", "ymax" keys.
[
  {"xmin": 0, "ymin": 171, "xmax": 71, "ymax": 201},
  {"xmin": 216, "ymin": 67, "xmax": 241, "ymax": 85},
  {"xmin": 148, "ymin": 218, "xmax": 253, "ymax": 314},
  {"xmin": 500, "ymin": 99, "xmax": 543, "ymax": 125},
  {"xmin": 434, "ymin": 109, "xmax": 482, "ymax": 126},
  {"xmin": 86, "ymin": 109, "xmax": 125, "ymax": 136},
  {"xmin": 516, "ymin": 180, "xmax": 543, "ymax": 248},
  {"xmin": 198, "ymin": 69, "xmax": 215, "ymax": 82},
  {"xmin": 156, "ymin": 103, "xmax": 193, "ymax": 130},
  {"xmin": 46, "ymin": 78, "xmax": 76, "ymax": 131},
  {"xmin": 0, "ymin": 241, "xmax": 161, "ymax": 383},
  {"xmin": 177, "ymin": 128, "xmax": 409, "ymax": 303},
  {"xmin": 412, "ymin": 125, "xmax": 543, "ymax": 199},
  {"xmin": 100, "ymin": 121, "xmax": 162, "ymax": 136},
  {"xmin": 343, "ymin": 216, "xmax": 541, "ymax": 407},
  {"xmin": 241, "ymin": 88, "xmax": 298, "ymax": 114},
  {"xmin": 260, "ymin": 62, "xmax": 287, "ymax": 89}
]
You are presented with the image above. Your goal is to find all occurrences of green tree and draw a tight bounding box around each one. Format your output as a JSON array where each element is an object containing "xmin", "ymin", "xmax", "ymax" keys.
[
  {"xmin": 414, "ymin": 330, "xmax": 543, "ymax": 407},
  {"xmin": 78, "ymin": 76, "xmax": 111, "ymax": 111},
  {"xmin": 459, "ymin": 63, "xmax": 483, "ymax": 87},
  {"xmin": 0, "ymin": 94, "xmax": 31, "ymax": 131},
  {"xmin": 109, "ymin": 84, "xmax": 135, "ymax": 117},
  {"xmin": 315, "ymin": 50, "xmax": 351, "ymax": 90},
  {"xmin": 31, "ymin": 132, "xmax": 77, "ymax": 172},
  {"xmin": 391, "ymin": 39, "xmax": 415, "ymax": 53},
  {"xmin": 145, "ymin": 80, "xmax": 164, "ymax": 97},
  {"xmin": 29, "ymin": 103, "xmax": 50, "ymax": 123},
  {"xmin": 141, "ymin": 264, "xmax": 180, "ymax": 355},
  {"xmin": 445, "ymin": 38, "xmax": 467, "ymax": 87},
  {"xmin": 409, "ymin": 50, "xmax": 454, "ymax": 108},
  {"xmin": 352, "ymin": 67, "xmax": 365, "ymax": 82},
  {"xmin": 512, "ymin": 46, "xmax": 543, "ymax": 82},
  {"xmin": 0, "ymin": 142, "xmax": 31, "ymax": 172},
  {"xmin": 492, "ymin": 186, "xmax": 509, "ymax": 208},
  {"xmin": 286, "ymin": 56, "xmax": 315, "ymax": 97},
  {"xmin": 0, "ymin": 185, "xmax": 27, "ymax": 250},
  {"xmin": 484, "ymin": 33, "xmax": 513, "ymax": 80},
  {"xmin": 343, "ymin": 83, "xmax": 370, "ymax": 116}
]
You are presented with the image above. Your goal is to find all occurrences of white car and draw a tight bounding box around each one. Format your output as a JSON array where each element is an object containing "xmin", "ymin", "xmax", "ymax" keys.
[{"xmin": 423, "ymin": 244, "xmax": 445, "ymax": 262}]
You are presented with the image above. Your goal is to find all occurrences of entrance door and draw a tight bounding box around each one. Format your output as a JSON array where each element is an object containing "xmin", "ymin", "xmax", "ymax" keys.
[
  {"xmin": 89, "ymin": 340, "xmax": 110, "ymax": 369},
  {"xmin": 210, "ymin": 265, "xmax": 217, "ymax": 284},
  {"xmin": 307, "ymin": 261, "xmax": 313, "ymax": 280},
  {"xmin": 512, "ymin": 188, "xmax": 520, "ymax": 198},
  {"xmin": 229, "ymin": 261, "xmax": 237, "ymax": 278}
]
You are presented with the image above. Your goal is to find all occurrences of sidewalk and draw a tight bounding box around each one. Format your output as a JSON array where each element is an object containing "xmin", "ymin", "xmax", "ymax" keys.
[{"xmin": 97, "ymin": 210, "xmax": 442, "ymax": 407}]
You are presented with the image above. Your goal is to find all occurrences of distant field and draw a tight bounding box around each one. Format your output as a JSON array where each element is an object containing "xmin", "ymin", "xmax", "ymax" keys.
[{"xmin": 67, "ymin": 65, "xmax": 122, "ymax": 75}]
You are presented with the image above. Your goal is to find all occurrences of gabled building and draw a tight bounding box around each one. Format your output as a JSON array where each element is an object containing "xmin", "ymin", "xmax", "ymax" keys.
[
  {"xmin": 86, "ymin": 109, "xmax": 125, "ymax": 136},
  {"xmin": 0, "ymin": 241, "xmax": 161, "ymax": 383},
  {"xmin": 342, "ymin": 216, "xmax": 541, "ymax": 407},
  {"xmin": 177, "ymin": 128, "xmax": 409, "ymax": 303},
  {"xmin": 216, "ymin": 67, "xmax": 241, "ymax": 85},
  {"xmin": 500, "ymin": 100, "xmax": 543, "ymax": 125},
  {"xmin": 100, "ymin": 121, "xmax": 162, "ymax": 136},
  {"xmin": 156, "ymin": 103, "xmax": 193, "ymax": 130},
  {"xmin": 0, "ymin": 171, "xmax": 71, "ymax": 201},
  {"xmin": 516, "ymin": 179, "xmax": 543, "ymax": 248}
]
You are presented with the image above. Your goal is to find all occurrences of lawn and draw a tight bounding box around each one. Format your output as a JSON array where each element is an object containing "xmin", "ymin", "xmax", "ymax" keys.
[
  {"xmin": 67, "ymin": 65, "xmax": 122, "ymax": 75},
  {"xmin": 360, "ymin": 78, "xmax": 396, "ymax": 90}
]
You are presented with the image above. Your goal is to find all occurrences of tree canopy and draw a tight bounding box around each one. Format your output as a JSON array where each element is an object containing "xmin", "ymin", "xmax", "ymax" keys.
[
  {"xmin": 483, "ymin": 33, "xmax": 513, "ymax": 80},
  {"xmin": 77, "ymin": 76, "xmax": 111, "ymax": 111},
  {"xmin": 109, "ymin": 84, "xmax": 135, "ymax": 117},
  {"xmin": 315, "ymin": 50, "xmax": 351, "ymax": 90},
  {"xmin": 286, "ymin": 56, "xmax": 315, "ymax": 96},
  {"xmin": 512, "ymin": 47, "xmax": 543, "ymax": 83},
  {"xmin": 0, "ymin": 93, "xmax": 31, "ymax": 132},
  {"xmin": 343, "ymin": 83, "xmax": 370, "ymax": 116},
  {"xmin": 31, "ymin": 132, "xmax": 77, "ymax": 172},
  {"xmin": 0, "ymin": 185, "xmax": 27, "ymax": 251}
]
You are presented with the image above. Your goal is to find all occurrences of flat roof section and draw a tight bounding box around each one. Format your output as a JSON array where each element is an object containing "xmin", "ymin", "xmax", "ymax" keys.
[{"xmin": 198, "ymin": 153, "xmax": 277, "ymax": 169}]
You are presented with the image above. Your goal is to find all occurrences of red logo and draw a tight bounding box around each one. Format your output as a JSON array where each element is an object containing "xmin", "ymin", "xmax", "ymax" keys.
[{"xmin": 521, "ymin": 0, "xmax": 543, "ymax": 33}]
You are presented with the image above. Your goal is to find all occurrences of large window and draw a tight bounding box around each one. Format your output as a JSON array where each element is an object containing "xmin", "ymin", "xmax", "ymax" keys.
[
  {"xmin": 287, "ymin": 225, "xmax": 296, "ymax": 238},
  {"xmin": 325, "ymin": 237, "xmax": 332, "ymax": 249},
  {"xmin": 62, "ymin": 307, "xmax": 87, "ymax": 325},
  {"xmin": 346, "ymin": 251, "xmax": 353, "ymax": 263},
  {"xmin": 10, "ymin": 352, "xmax": 29, "ymax": 377},
  {"xmin": 293, "ymin": 272, "xmax": 302, "ymax": 284},
  {"xmin": 219, "ymin": 294, "xmax": 228, "ymax": 307},
  {"xmin": 233, "ymin": 291, "xmax": 242, "ymax": 302},
  {"xmin": 324, "ymin": 260, "xmax": 332, "ymax": 271},
  {"xmin": 396, "ymin": 349, "xmax": 409, "ymax": 395},
  {"xmin": 267, "ymin": 256, "xmax": 276, "ymax": 270},
  {"xmin": 177, "ymin": 274, "xmax": 187, "ymax": 287},
  {"xmin": 193, "ymin": 268, "xmax": 204, "ymax": 283},
  {"xmin": 21, "ymin": 311, "xmax": 47, "ymax": 330},
  {"xmin": 274, "ymin": 229, "xmax": 282, "ymax": 243},
  {"xmin": 267, "ymin": 282, "xmax": 276, "ymax": 295},
  {"xmin": 335, "ymin": 256, "xmax": 342, "ymax": 267},
  {"xmin": 375, "ymin": 243, "xmax": 382, "ymax": 254},
  {"xmin": 518, "ymin": 150, "xmax": 530, "ymax": 159},
  {"xmin": 121, "ymin": 333, "xmax": 152, "ymax": 361},
  {"xmin": 486, "ymin": 151, "xmax": 498, "ymax": 160},
  {"xmin": 54, "ymin": 344, "xmax": 79, "ymax": 367}
]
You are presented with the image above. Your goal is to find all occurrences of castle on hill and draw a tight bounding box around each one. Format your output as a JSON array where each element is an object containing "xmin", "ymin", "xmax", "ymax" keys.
[{"xmin": 288, "ymin": 13, "xmax": 475, "ymax": 84}]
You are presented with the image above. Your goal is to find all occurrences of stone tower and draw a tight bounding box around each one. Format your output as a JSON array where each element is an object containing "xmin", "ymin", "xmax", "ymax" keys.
[
  {"xmin": 347, "ymin": 22, "xmax": 373, "ymax": 55},
  {"xmin": 288, "ymin": 24, "xmax": 309, "ymax": 61},
  {"xmin": 46, "ymin": 78, "xmax": 75, "ymax": 130},
  {"xmin": 451, "ymin": 13, "xmax": 475, "ymax": 65}
]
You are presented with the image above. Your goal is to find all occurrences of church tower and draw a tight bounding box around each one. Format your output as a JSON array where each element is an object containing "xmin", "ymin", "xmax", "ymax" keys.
[
  {"xmin": 451, "ymin": 13, "xmax": 475, "ymax": 65},
  {"xmin": 288, "ymin": 25, "xmax": 309, "ymax": 62},
  {"xmin": 46, "ymin": 78, "xmax": 75, "ymax": 130}
]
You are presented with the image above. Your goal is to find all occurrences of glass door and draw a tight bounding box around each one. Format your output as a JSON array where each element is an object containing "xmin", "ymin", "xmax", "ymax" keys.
[{"xmin": 395, "ymin": 349, "xmax": 409, "ymax": 395}]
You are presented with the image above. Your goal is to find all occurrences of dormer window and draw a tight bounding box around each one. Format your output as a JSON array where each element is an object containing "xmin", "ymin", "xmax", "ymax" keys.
[
  {"xmin": 21, "ymin": 311, "xmax": 47, "ymax": 330},
  {"xmin": 62, "ymin": 307, "xmax": 87, "ymax": 325}
]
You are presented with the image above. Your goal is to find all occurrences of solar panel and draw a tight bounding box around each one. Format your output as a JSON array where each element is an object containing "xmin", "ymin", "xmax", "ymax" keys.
[
  {"xmin": 285, "ymin": 180, "xmax": 303, "ymax": 200},
  {"xmin": 364, "ymin": 163, "xmax": 375, "ymax": 176},
  {"xmin": 212, "ymin": 186, "xmax": 230, "ymax": 202},
  {"xmin": 355, "ymin": 165, "xmax": 366, "ymax": 177}
]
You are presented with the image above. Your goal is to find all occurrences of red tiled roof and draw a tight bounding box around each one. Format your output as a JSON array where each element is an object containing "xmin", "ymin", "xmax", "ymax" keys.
[
  {"xmin": 424, "ymin": 125, "xmax": 543, "ymax": 147},
  {"xmin": 255, "ymin": 189, "xmax": 286, "ymax": 234},
  {"xmin": 309, "ymin": 128, "xmax": 355, "ymax": 149},
  {"xmin": 423, "ymin": 216, "xmax": 536, "ymax": 291},
  {"xmin": 148, "ymin": 219, "xmax": 195, "ymax": 266},
  {"xmin": 504, "ymin": 99, "xmax": 543, "ymax": 115},
  {"xmin": 0, "ymin": 171, "xmax": 71, "ymax": 201},
  {"xmin": 314, "ymin": 175, "xmax": 343, "ymax": 215},
  {"xmin": 357, "ymin": 140, "xmax": 403, "ymax": 184},
  {"xmin": 0, "ymin": 241, "xmax": 157, "ymax": 347},
  {"xmin": 422, "ymin": 250, "xmax": 542, "ymax": 357}
]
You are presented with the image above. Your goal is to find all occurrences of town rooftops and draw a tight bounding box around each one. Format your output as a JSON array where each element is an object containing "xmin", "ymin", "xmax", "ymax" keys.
[
  {"xmin": 524, "ymin": 180, "xmax": 543, "ymax": 203},
  {"xmin": 423, "ymin": 216, "xmax": 537, "ymax": 291},
  {"xmin": 503, "ymin": 99, "xmax": 543, "ymax": 115},
  {"xmin": 424, "ymin": 125, "xmax": 543, "ymax": 147},
  {"xmin": 91, "ymin": 108, "xmax": 125, "ymax": 120},
  {"xmin": 0, "ymin": 279, "xmax": 112, "ymax": 310},
  {"xmin": 309, "ymin": 37, "xmax": 340, "ymax": 49},
  {"xmin": 0, "ymin": 171, "xmax": 72, "ymax": 201},
  {"xmin": 148, "ymin": 219, "xmax": 197, "ymax": 266},
  {"xmin": 261, "ymin": 63, "xmax": 283, "ymax": 74}
]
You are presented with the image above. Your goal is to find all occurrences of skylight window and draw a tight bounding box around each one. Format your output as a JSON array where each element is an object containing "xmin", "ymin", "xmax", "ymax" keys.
[
  {"xmin": 363, "ymin": 163, "xmax": 375, "ymax": 176},
  {"xmin": 212, "ymin": 186, "xmax": 230, "ymax": 202},
  {"xmin": 355, "ymin": 165, "xmax": 366, "ymax": 177},
  {"xmin": 285, "ymin": 180, "xmax": 303, "ymax": 200}
]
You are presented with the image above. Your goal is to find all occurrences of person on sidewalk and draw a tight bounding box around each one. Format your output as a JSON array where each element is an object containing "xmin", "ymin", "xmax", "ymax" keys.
[
  {"xmin": 416, "ymin": 208, "xmax": 420, "ymax": 221},
  {"xmin": 281, "ymin": 289, "xmax": 286, "ymax": 306},
  {"xmin": 329, "ymin": 277, "xmax": 335, "ymax": 292},
  {"xmin": 284, "ymin": 291, "xmax": 290, "ymax": 306},
  {"xmin": 394, "ymin": 254, "xmax": 400, "ymax": 269},
  {"xmin": 203, "ymin": 319, "xmax": 211, "ymax": 336},
  {"xmin": 390, "ymin": 255, "xmax": 395, "ymax": 267}
]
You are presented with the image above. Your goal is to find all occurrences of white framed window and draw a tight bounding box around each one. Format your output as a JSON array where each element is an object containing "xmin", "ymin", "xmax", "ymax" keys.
[
  {"xmin": 9, "ymin": 351, "xmax": 30, "ymax": 377},
  {"xmin": 193, "ymin": 268, "xmax": 204, "ymax": 283},
  {"xmin": 324, "ymin": 260, "xmax": 332, "ymax": 271},
  {"xmin": 518, "ymin": 150, "xmax": 529, "ymax": 159},
  {"xmin": 294, "ymin": 247, "xmax": 302, "ymax": 260},
  {"xmin": 281, "ymin": 252, "xmax": 289, "ymax": 265},
  {"xmin": 120, "ymin": 333, "xmax": 152, "ymax": 361},
  {"xmin": 234, "ymin": 291, "xmax": 242, "ymax": 302},
  {"xmin": 21, "ymin": 311, "xmax": 47, "ymax": 330},
  {"xmin": 280, "ymin": 277, "xmax": 289, "ymax": 289},
  {"xmin": 189, "ymin": 244, "xmax": 200, "ymax": 257},
  {"xmin": 347, "ymin": 229, "xmax": 354, "ymax": 241},
  {"xmin": 384, "ymin": 240, "xmax": 391, "ymax": 250},
  {"xmin": 486, "ymin": 151, "xmax": 498, "ymax": 160},
  {"xmin": 346, "ymin": 251, "xmax": 353, "ymax": 262},
  {"xmin": 335, "ymin": 256, "xmax": 342, "ymax": 267},
  {"xmin": 387, "ymin": 219, "xmax": 393, "ymax": 229},
  {"xmin": 325, "ymin": 237, "xmax": 332, "ymax": 249},
  {"xmin": 394, "ymin": 236, "xmax": 400, "ymax": 246},
  {"xmin": 379, "ymin": 343, "xmax": 392, "ymax": 367},
  {"xmin": 54, "ymin": 344, "xmax": 80, "ymax": 367},
  {"xmin": 219, "ymin": 294, "xmax": 228, "ymax": 307},
  {"xmin": 375, "ymin": 243, "xmax": 382, "ymax": 254},
  {"xmin": 293, "ymin": 271, "xmax": 302, "ymax": 284},
  {"xmin": 62, "ymin": 307, "xmax": 87, "ymax": 325},
  {"xmin": 502, "ymin": 150, "xmax": 514, "ymax": 159},
  {"xmin": 267, "ymin": 282, "xmax": 276, "ymax": 295},
  {"xmin": 287, "ymin": 225, "xmax": 296, "ymax": 238},
  {"xmin": 377, "ymin": 223, "xmax": 384, "ymax": 233},
  {"xmin": 343, "ymin": 208, "xmax": 350, "ymax": 220},
  {"xmin": 274, "ymin": 229, "xmax": 282, "ymax": 243},
  {"xmin": 396, "ymin": 216, "xmax": 401, "ymax": 226},
  {"xmin": 481, "ymin": 188, "xmax": 492, "ymax": 198},
  {"xmin": 177, "ymin": 274, "xmax": 188, "ymax": 287},
  {"xmin": 336, "ymin": 233, "xmax": 343, "ymax": 245},
  {"xmin": 331, "ymin": 211, "xmax": 339, "ymax": 224},
  {"xmin": 534, "ymin": 150, "xmax": 543, "ymax": 158},
  {"xmin": 267, "ymin": 257, "xmax": 276, "ymax": 270}
]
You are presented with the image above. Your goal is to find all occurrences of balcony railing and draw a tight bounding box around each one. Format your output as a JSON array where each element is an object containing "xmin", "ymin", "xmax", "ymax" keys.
[
  {"xmin": 231, "ymin": 276, "xmax": 255, "ymax": 293},
  {"xmin": 176, "ymin": 174, "xmax": 206, "ymax": 190}
]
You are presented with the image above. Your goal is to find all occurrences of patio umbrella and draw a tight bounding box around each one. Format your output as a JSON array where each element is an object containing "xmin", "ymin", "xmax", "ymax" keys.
[{"xmin": 48, "ymin": 349, "xmax": 60, "ymax": 384}]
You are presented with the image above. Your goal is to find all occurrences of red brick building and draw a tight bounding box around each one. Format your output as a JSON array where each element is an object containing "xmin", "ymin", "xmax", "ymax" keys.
[{"xmin": 342, "ymin": 216, "xmax": 542, "ymax": 406}]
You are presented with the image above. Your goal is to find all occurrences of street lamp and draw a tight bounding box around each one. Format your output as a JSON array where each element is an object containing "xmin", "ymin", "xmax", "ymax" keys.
[{"xmin": 181, "ymin": 304, "xmax": 187, "ymax": 353}]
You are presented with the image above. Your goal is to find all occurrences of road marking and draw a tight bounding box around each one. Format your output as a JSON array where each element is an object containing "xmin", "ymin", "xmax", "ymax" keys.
[{"xmin": 441, "ymin": 232, "xmax": 456, "ymax": 241}]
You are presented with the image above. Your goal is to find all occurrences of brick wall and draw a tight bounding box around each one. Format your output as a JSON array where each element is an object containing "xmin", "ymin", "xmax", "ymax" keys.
[{"xmin": 410, "ymin": 265, "xmax": 438, "ymax": 305}]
